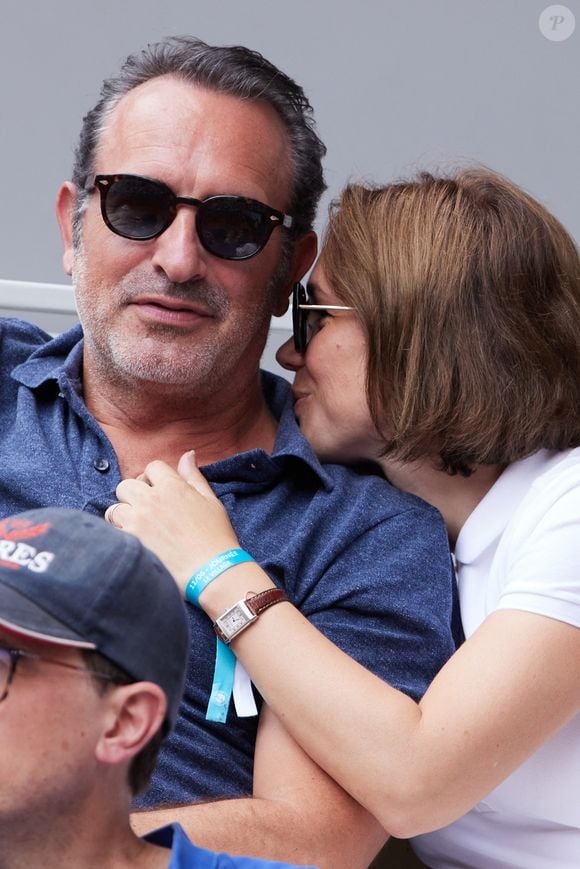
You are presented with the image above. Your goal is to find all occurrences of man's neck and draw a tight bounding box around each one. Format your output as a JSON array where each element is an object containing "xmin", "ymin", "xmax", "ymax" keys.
[
  {"xmin": 0, "ymin": 814, "xmax": 168, "ymax": 869},
  {"xmin": 82, "ymin": 362, "xmax": 278, "ymax": 477}
]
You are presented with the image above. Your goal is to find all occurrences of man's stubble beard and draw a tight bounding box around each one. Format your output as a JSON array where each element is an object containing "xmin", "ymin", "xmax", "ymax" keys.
[{"xmin": 72, "ymin": 241, "xmax": 291, "ymax": 395}]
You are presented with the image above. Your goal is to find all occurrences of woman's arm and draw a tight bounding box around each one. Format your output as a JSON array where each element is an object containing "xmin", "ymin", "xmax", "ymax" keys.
[{"xmin": 114, "ymin": 453, "xmax": 580, "ymax": 836}]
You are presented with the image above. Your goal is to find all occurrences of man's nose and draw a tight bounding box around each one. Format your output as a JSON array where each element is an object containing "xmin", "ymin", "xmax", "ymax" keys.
[
  {"xmin": 276, "ymin": 336, "xmax": 304, "ymax": 372},
  {"xmin": 150, "ymin": 208, "xmax": 207, "ymax": 284}
]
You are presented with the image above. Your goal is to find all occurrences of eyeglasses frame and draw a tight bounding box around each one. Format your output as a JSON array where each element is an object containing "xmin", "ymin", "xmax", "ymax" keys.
[
  {"xmin": 93, "ymin": 174, "xmax": 294, "ymax": 261},
  {"xmin": 292, "ymin": 282, "xmax": 354, "ymax": 353},
  {"xmin": 0, "ymin": 645, "xmax": 128, "ymax": 704}
]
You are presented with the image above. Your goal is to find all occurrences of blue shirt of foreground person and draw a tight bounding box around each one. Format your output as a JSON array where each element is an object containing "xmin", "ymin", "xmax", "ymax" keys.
[
  {"xmin": 0, "ymin": 507, "xmax": 315, "ymax": 869},
  {"xmin": 0, "ymin": 36, "xmax": 458, "ymax": 867}
]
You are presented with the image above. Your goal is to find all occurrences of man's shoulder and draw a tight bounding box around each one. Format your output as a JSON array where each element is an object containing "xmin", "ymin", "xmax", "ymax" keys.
[
  {"xmin": 0, "ymin": 320, "xmax": 84, "ymax": 390},
  {"xmin": 312, "ymin": 460, "xmax": 444, "ymax": 537},
  {"xmin": 0, "ymin": 316, "xmax": 52, "ymax": 363}
]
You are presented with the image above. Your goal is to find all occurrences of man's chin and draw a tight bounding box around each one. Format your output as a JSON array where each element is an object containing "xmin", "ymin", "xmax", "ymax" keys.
[
  {"xmin": 112, "ymin": 356, "xmax": 210, "ymax": 388},
  {"xmin": 88, "ymin": 338, "xmax": 213, "ymax": 389}
]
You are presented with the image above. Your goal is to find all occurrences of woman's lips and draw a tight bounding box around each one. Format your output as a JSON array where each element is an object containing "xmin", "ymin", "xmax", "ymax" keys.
[{"xmin": 292, "ymin": 390, "xmax": 309, "ymax": 411}]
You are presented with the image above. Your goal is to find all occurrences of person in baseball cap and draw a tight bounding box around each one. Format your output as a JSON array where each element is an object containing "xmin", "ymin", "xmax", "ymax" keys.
[{"xmin": 0, "ymin": 508, "xmax": 314, "ymax": 868}]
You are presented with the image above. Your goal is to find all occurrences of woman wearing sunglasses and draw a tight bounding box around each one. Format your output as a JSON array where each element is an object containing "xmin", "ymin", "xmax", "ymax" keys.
[{"xmin": 114, "ymin": 168, "xmax": 580, "ymax": 868}]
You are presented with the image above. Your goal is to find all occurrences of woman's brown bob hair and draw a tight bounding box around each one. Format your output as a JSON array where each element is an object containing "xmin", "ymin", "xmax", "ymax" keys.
[{"xmin": 321, "ymin": 168, "xmax": 580, "ymax": 474}]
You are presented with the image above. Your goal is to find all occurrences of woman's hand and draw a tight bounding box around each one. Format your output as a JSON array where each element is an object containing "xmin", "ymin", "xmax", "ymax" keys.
[{"xmin": 107, "ymin": 450, "xmax": 240, "ymax": 594}]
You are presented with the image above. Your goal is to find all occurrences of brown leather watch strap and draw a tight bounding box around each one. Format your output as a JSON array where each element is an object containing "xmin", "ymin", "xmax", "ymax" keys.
[
  {"xmin": 213, "ymin": 588, "xmax": 289, "ymax": 644},
  {"xmin": 245, "ymin": 588, "xmax": 289, "ymax": 616}
]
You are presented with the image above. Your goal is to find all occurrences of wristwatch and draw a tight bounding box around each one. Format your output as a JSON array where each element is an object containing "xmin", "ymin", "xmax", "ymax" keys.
[{"xmin": 213, "ymin": 588, "xmax": 288, "ymax": 644}]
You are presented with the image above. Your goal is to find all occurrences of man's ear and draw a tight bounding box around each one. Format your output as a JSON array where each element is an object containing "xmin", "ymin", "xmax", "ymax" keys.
[
  {"xmin": 95, "ymin": 682, "xmax": 167, "ymax": 768},
  {"xmin": 272, "ymin": 230, "xmax": 318, "ymax": 317},
  {"xmin": 56, "ymin": 182, "xmax": 78, "ymax": 277}
]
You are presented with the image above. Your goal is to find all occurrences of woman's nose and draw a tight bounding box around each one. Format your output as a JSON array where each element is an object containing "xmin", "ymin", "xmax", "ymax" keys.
[{"xmin": 276, "ymin": 336, "xmax": 304, "ymax": 372}]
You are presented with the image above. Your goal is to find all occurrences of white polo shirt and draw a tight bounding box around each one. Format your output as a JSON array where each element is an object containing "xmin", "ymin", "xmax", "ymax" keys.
[{"xmin": 412, "ymin": 449, "xmax": 580, "ymax": 869}]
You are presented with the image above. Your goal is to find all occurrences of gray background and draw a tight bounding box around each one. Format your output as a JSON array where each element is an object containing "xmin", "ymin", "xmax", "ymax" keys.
[{"xmin": 0, "ymin": 0, "xmax": 578, "ymax": 374}]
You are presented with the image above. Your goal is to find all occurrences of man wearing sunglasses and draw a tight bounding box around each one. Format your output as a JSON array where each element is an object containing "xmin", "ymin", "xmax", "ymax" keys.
[{"xmin": 0, "ymin": 36, "xmax": 457, "ymax": 867}]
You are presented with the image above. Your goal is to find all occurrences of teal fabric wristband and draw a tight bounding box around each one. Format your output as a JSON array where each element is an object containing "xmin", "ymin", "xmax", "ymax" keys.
[
  {"xmin": 206, "ymin": 638, "xmax": 237, "ymax": 723},
  {"xmin": 185, "ymin": 548, "xmax": 255, "ymax": 607},
  {"xmin": 185, "ymin": 548, "xmax": 255, "ymax": 723}
]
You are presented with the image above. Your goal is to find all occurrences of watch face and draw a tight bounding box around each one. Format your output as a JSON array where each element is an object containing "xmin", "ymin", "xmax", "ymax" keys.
[
  {"xmin": 217, "ymin": 601, "xmax": 256, "ymax": 641},
  {"xmin": 222, "ymin": 605, "xmax": 249, "ymax": 633}
]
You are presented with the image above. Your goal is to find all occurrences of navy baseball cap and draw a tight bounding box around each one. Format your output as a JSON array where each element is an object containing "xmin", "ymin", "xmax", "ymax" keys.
[{"xmin": 0, "ymin": 507, "xmax": 189, "ymax": 728}]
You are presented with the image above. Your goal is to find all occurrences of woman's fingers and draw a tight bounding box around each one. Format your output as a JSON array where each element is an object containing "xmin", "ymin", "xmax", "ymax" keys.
[
  {"xmin": 177, "ymin": 450, "xmax": 215, "ymax": 496},
  {"xmin": 139, "ymin": 459, "xmax": 181, "ymax": 487},
  {"xmin": 129, "ymin": 453, "xmax": 215, "ymax": 500},
  {"xmin": 115, "ymin": 477, "xmax": 151, "ymax": 504},
  {"xmin": 103, "ymin": 452, "xmax": 240, "ymax": 591},
  {"xmin": 104, "ymin": 501, "xmax": 126, "ymax": 528}
]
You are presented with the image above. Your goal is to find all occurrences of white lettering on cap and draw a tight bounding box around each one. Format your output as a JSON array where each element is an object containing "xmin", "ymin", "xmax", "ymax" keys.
[{"xmin": 0, "ymin": 538, "xmax": 55, "ymax": 573}]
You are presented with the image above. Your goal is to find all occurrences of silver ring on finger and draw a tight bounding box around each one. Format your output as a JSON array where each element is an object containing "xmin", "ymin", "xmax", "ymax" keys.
[{"xmin": 105, "ymin": 502, "xmax": 123, "ymax": 528}]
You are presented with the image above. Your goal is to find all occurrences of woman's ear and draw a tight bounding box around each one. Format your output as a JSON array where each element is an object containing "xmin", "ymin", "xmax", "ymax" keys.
[{"xmin": 95, "ymin": 682, "xmax": 167, "ymax": 768}]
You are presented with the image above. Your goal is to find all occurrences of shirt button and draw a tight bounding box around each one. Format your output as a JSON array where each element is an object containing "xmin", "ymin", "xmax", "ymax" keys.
[
  {"xmin": 250, "ymin": 463, "xmax": 257, "ymax": 470},
  {"xmin": 213, "ymin": 691, "xmax": 227, "ymax": 706},
  {"xmin": 93, "ymin": 458, "xmax": 110, "ymax": 473}
]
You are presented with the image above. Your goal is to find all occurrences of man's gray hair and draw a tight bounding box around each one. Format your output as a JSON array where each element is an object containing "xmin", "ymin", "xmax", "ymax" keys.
[{"xmin": 72, "ymin": 36, "xmax": 326, "ymax": 242}]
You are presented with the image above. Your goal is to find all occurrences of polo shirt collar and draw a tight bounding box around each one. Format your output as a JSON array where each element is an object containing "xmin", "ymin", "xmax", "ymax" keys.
[
  {"xmin": 455, "ymin": 450, "xmax": 552, "ymax": 565},
  {"xmin": 11, "ymin": 326, "xmax": 333, "ymax": 491},
  {"xmin": 204, "ymin": 370, "xmax": 335, "ymax": 492},
  {"xmin": 11, "ymin": 325, "xmax": 84, "ymax": 389}
]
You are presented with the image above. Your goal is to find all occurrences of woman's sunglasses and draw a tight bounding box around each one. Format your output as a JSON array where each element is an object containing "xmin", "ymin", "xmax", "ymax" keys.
[
  {"xmin": 93, "ymin": 174, "xmax": 294, "ymax": 261},
  {"xmin": 292, "ymin": 282, "xmax": 355, "ymax": 353}
]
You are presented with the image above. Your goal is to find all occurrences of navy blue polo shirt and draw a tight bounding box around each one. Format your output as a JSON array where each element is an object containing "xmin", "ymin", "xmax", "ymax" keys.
[{"xmin": 1, "ymin": 318, "xmax": 458, "ymax": 803}]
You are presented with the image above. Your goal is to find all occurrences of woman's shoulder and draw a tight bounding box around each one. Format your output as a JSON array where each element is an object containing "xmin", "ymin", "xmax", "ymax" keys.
[
  {"xmin": 530, "ymin": 446, "xmax": 580, "ymax": 490},
  {"xmin": 490, "ymin": 448, "xmax": 580, "ymax": 625},
  {"xmin": 514, "ymin": 447, "xmax": 580, "ymax": 528}
]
